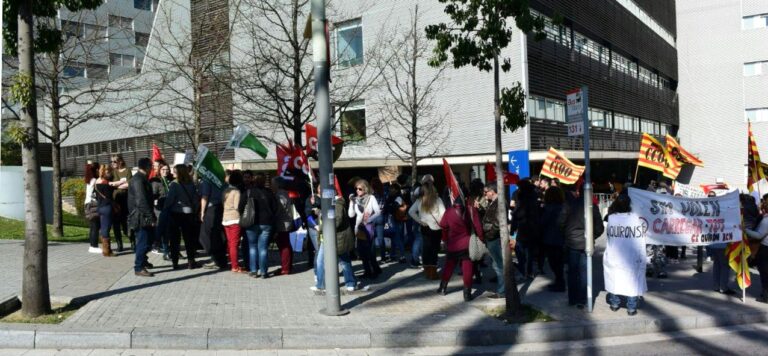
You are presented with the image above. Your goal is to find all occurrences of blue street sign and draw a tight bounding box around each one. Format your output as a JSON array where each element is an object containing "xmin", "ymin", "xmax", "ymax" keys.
[{"xmin": 508, "ymin": 150, "xmax": 530, "ymax": 196}]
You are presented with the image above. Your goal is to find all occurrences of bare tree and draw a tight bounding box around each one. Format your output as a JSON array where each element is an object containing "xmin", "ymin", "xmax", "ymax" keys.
[
  {"xmin": 118, "ymin": 0, "xmax": 241, "ymax": 155},
  {"xmin": 229, "ymin": 0, "xmax": 392, "ymax": 148},
  {"xmin": 372, "ymin": 5, "xmax": 449, "ymax": 180}
]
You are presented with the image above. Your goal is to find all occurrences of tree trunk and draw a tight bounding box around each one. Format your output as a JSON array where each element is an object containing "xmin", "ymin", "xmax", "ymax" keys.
[
  {"xmin": 18, "ymin": 1, "xmax": 52, "ymax": 317},
  {"xmin": 51, "ymin": 77, "xmax": 63, "ymax": 238},
  {"xmin": 494, "ymin": 56, "xmax": 521, "ymax": 318}
]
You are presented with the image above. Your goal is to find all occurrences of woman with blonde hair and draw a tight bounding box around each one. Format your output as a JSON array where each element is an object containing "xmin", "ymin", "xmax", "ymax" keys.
[
  {"xmin": 94, "ymin": 164, "xmax": 116, "ymax": 256},
  {"xmin": 409, "ymin": 176, "xmax": 446, "ymax": 279},
  {"xmin": 349, "ymin": 179, "xmax": 383, "ymax": 279}
]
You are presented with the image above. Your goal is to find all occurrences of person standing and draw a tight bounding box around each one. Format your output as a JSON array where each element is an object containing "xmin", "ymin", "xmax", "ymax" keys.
[
  {"xmin": 480, "ymin": 183, "xmax": 505, "ymax": 298},
  {"xmin": 746, "ymin": 200, "xmax": 768, "ymax": 303},
  {"xmin": 305, "ymin": 182, "xmax": 322, "ymax": 274},
  {"xmin": 243, "ymin": 173, "xmax": 277, "ymax": 278},
  {"xmin": 128, "ymin": 158, "xmax": 156, "ymax": 277},
  {"xmin": 408, "ymin": 177, "xmax": 445, "ymax": 280},
  {"xmin": 603, "ymin": 194, "xmax": 645, "ymax": 316},
  {"xmin": 199, "ymin": 177, "xmax": 227, "ymax": 269},
  {"xmin": 385, "ymin": 182, "xmax": 408, "ymax": 263},
  {"xmin": 562, "ymin": 184, "xmax": 604, "ymax": 308},
  {"xmin": 94, "ymin": 165, "xmax": 116, "ymax": 257},
  {"xmin": 437, "ymin": 198, "xmax": 483, "ymax": 301},
  {"xmin": 540, "ymin": 186, "xmax": 566, "ymax": 292},
  {"xmin": 272, "ymin": 177, "xmax": 295, "ymax": 275},
  {"xmin": 312, "ymin": 194, "xmax": 359, "ymax": 292},
  {"xmin": 349, "ymin": 179, "xmax": 383, "ymax": 279},
  {"xmin": 84, "ymin": 162, "xmax": 101, "ymax": 253},
  {"xmin": 164, "ymin": 164, "xmax": 199, "ymax": 270},
  {"xmin": 370, "ymin": 178, "xmax": 388, "ymax": 262},
  {"xmin": 110, "ymin": 155, "xmax": 132, "ymax": 251},
  {"xmin": 150, "ymin": 160, "xmax": 172, "ymax": 258},
  {"xmin": 511, "ymin": 179, "xmax": 541, "ymax": 280},
  {"xmin": 222, "ymin": 170, "xmax": 244, "ymax": 273}
]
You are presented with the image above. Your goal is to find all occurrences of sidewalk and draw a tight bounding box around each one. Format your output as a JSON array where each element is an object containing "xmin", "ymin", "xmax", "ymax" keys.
[{"xmin": 1, "ymin": 239, "xmax": 767, "ymax": 350}]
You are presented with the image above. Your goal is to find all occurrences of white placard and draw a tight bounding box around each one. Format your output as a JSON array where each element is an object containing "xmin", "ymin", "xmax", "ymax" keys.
[{"xmin": 603, "ymin": 213, "xmax": 648, "ymax": 296}]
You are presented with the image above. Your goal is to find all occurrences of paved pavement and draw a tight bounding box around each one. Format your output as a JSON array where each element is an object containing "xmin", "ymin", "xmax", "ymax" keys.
[{"xmin": 1, "ymin": 238, "xmax": 767, "ymax": 350}]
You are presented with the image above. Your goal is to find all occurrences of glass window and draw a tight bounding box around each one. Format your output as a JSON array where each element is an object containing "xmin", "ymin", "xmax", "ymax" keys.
[
  {"xmin": 135, "ymin": 32, "xmax": 150, "ymax": 47},
  {"xmin": 87, "ymin": 64, "xmax": 108, "ymax": 79},
  {"xmin": 744, "ymin": 62, "xmax": 765, "ymax": 76},
  {"xmin": 109, "ymin": 15, "xmax": 132, "ymax": 30},
  {"xmin": 110, "ymin": 53, "xmax": 134, "ymax": 67},
  {"xmin": 83, "ymin": 24, "xmax": 107, "ymax": 40},
  {"xmin": 742, "ymin": 14, "xmax": 768, "ymax": 30},
  {"xmin": 335, "ymin": 19, "xmax": 363, "ymax": 67},
  {"xmin": 61, "ymin": 20, "xmax": 82, "ymax": 38},
  {"xmin": 589, "ymin": 108, "xmax": 608, "ymax": 127},
  {"xmin": 746, "ymin": 108, "xmax": 768, "ymax": 122},
  {"xmin": 339, "ymin": 102, "xmax": 366, "ymax": 141},
  {"xmin": 63, "ymin": 65, "xmax": 85, "ymax": 78},
  {"xmin": 553, "ymin": 101, "xmax": 565, "ymax": 122},
  {"xmin": 134, "ymin": 0, "xmax": 152, "ymax": 10}
]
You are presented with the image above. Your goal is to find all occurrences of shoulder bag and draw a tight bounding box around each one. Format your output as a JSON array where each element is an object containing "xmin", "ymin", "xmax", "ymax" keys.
[
  {"xmin": 240, "ymin": 189, "xmax": 256, "ymax": 228},
  {"xmin": 467, "ymin": 205, "xmax": 487, "ymax": 261}
]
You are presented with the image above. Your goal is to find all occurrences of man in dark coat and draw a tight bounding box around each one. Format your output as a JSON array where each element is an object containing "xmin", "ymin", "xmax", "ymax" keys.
[{"xmin": 128, "ymin": 157, "xmax": 157, "ymax": 277}]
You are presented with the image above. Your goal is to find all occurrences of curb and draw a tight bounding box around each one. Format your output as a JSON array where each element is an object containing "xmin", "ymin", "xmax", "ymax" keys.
[{"xmin": 1, "ymin": 311, "xmax": 766, "ymax": 349}]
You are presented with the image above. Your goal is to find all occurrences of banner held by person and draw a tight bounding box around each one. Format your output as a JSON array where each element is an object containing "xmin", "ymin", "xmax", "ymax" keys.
[
  {"xmin": 540, "ymin": 147, "xmax": 585, "ymax": 184},
  {"xmin": 628, "ymin": 188, "xmax": 742, "ymax": 246},
  {"xmin": 194, "ymin": 145, "xmax": 226, "ymax": 190},
  {"xmin": 603, "ymin": 213, "xmax": 648, "ymax": 298},
  {"xmin": 227, "ymin": 125, "xmax": 269, "ymax": 158},
  {"xmin": 672, "ymin": 181, "xmax": 706, "ymax": 198}
]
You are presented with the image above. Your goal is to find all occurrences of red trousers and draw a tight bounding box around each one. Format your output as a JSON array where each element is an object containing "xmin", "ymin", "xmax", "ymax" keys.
[
  {"xmin": 276, "ymin": 231, "xmax": 292, "ymax": 274},
  {"xmin": 442, "ymin": 256, "xmax": 473, "ymax": 288},
  {"xmin": 224, "ymin": 224, "xmax": 241, "ymax": 269}
]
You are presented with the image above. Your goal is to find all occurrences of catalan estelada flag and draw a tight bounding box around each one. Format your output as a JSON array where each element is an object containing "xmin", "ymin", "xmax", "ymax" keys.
[
  {"xmin": 726, "ymin": 239, "xmax": 751, "ymax": 289},
  {"xmin": 637, "ymin": 133, "xmax": 680, "ymax": 179},
  {"xmin": 540, "ymin": 147, "xmax": 585, "ymax": 185},
  {"xmin": 747, "ymin": 122, "xmax": 765, "ymax": 192}
]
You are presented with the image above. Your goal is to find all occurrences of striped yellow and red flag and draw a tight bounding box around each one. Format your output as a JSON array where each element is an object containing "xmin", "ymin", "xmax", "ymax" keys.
[
  {"xmin": 747, "ymin": 122, "xmax": 765, "ymax": 192},
  {"xmin": 726, "ymin": 239, "xmax": 751, "ymax": 289},
  {"xmin": 540, "ymin": 147, "xmax": 585, "ymax": 185},
  {"xmin": 637, "ymin": 133, "xmax": 680, "ymax": 179},
  {"xmin": 665, "ymin": 135, "xmax": 704, "ymax": 167}
]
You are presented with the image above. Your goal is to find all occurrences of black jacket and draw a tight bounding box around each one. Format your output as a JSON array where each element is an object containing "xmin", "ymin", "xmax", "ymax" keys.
[
  {"xmin": 540, "ymin": 203, "xmax": 565, "ymax": 247},
  {"xmin": 128, "ymin": 171, "xmax": 156, "ymax": 229},
  {"xmin": 239, "ymin": 186, "xmax": 278, "ymax": 226},
  {"xmin": 562, "ymin": 195, "xmax": 604, "ymax": 250},
  {"xmin": 481, "ymin": 198, "xmax": 500, "ymax": 241}
]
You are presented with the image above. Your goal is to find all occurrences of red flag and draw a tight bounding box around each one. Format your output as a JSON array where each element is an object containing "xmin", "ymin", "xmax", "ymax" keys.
[
  {"xmin": 305, "ymin": 123, "xmax": 344, "ymax": 157},
  {"xmin": 334, "ymin": 176, "xmax": 343, "ymax": 197},
  {"xmin": 148, "ymin": 144, "xmax": 164, "ymax": 179},
  {"xmin": 277, "ymin": 142, "xmax": 313, "ymax": 180},
  {"xmin": 485, "ymin": 162, "xmax": 519, "ymax": 185},
  {"xmin": 442, "ymin": 159, "xmax": 462, "ymax": 204}
]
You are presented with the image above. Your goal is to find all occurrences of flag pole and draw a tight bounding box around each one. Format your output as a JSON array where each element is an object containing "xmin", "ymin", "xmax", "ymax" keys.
[
  {"xmin": 633, "ymin": 164, "xmax": 640, "ymax": 184},
  {"xmin": 742, "ymin": 240, "xmax": 746, "ymax": 304}
]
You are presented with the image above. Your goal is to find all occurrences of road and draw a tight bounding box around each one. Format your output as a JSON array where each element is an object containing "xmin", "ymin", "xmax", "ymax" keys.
[{"xmin": 1, "ymin": 323, "xmax": 766, "ymax": 355}]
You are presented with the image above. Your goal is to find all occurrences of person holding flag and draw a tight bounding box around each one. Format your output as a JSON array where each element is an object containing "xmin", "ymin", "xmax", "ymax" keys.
[
  {"xmin": 746, "ymin": 199, "xmax": 768, "ymax": 303},
  {"xmin": 408, "ymin": 175, "xmax": 446, "ymax": 280}
]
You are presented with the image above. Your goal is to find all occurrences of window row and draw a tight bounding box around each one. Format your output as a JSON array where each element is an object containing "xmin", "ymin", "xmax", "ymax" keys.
[
  {"xmin": 108, "ymin": 15, "xmax": 133, "ymax": 30},
  {"xmin": 528, "ymin": 95, "xmax": 671, "ymax": 135},
  {"xmin": 63, "ymin": 58, "xmax": 139, "ymax": 79},
  {"xmin": 742, "ymin": 13, "xmax": 768, "ymax": 30},
  {"xmin": 533, "ymin": 10, "xmax": 672, "ymax": 90},
  {"xmin": 61, "ymin": 19, "xmax": 149, "ymax": 47},
  {"xmin": 744, "ymin": 61, "xmax": 768, "ymax": 76},
  {"xmin": 746, "ymin": 108, "xmax": 768, "ymax": 123},
  {"xmin": 614, "ymin": 0, "xmax": 676, "ymax": 46}
]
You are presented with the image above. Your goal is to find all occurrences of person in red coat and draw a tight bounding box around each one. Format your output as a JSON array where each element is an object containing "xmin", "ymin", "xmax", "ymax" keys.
[{"xmin": 437, "ymin": 198, "xmax": 484, "ymax": 301}]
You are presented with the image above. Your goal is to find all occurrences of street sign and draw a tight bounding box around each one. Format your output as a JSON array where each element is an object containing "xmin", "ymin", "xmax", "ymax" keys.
[
  {"xmin": 508, "ymin": 150, "xmax": 530, "ymax": 196},
  {"xmin": 566, "ymin": 88, "xmax": 586, "ymax": 137}
]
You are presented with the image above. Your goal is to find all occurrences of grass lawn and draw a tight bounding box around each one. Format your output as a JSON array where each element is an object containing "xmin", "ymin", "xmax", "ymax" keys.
[
  {"xmin": 0, "ymin": 212, "xmax": 90, "ymax": 242},
  {"xmin": 0, "ymin": 302, "xmax": 80, "ymax": 324}
]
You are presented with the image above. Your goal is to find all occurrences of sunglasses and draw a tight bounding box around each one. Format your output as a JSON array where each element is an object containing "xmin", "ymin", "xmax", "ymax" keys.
[{"xmin": 356, "ymin": 187, "xmax": 364, "ymax": 191}]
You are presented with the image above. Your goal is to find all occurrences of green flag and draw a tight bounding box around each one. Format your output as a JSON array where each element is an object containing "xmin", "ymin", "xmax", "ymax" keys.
[
  {"xmin": 194, "ymin": 145, "xmax": 226, "ymax": 190},
  {"xmin": 227, "ymin": 125, "xmax": 268, "ymax": 158}
]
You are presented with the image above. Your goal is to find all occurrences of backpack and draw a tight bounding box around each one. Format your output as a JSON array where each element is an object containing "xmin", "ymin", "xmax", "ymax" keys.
[{"xmin": 240, "ymin": 189, "xmax": 256, "ymax": 228}]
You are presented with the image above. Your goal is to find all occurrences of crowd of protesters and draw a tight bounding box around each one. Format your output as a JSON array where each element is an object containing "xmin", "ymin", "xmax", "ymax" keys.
[{"xmin": 81, "ymin": 156, "xmax": 768, "ymax": 311}]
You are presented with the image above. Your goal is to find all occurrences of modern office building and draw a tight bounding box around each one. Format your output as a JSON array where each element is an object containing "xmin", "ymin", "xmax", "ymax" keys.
[
  {"xmin": 59, "ymin": 0, "xmax": 679, "ymax": 190},
  {"xmin": 677, "ymin": 0, "xmax": 768, "ymax": 190}
]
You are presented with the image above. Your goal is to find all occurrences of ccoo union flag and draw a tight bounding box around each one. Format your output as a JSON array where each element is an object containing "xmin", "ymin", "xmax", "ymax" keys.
[
  {"xmin": 637, "ymin": 133, "xmax": 681, "ymax": 179},
  {"xmin": 540, "ymin": 147, "xmax": 585, "ymax": 185}
]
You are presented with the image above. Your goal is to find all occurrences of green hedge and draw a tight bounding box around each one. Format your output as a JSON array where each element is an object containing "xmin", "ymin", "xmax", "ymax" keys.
[{"xmin": 63, "ymin": 177, "xmax": 86, "ymax": 217}]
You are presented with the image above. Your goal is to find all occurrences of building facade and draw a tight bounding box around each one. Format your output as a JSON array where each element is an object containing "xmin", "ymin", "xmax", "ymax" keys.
[
  {"xmin": 677, "ymin": 0, "xmax": 768, "ymax": 190},
  {"xmin": 59, "ymin": 0, "xmax": 678, "ymax": 190}
]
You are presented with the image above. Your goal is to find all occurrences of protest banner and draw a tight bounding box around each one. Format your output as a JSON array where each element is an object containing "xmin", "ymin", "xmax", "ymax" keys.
[
  {"xmin": 540, "ymin": 147, "xmax": 585, "ymax": 184},
  {"xmin": 672, "ymin": 182, "xmax": 706, "ymax": 198},
  {"xmin": 628, "ymin": 188, "xmax": 742, "ymax": 246},
  {"xmin": 603, "ymin": 213, "xmax": 648, "ymax": 297},
  {"xmin": 194, "ymin": 145, "xmax": 226, "ymax": 190}
]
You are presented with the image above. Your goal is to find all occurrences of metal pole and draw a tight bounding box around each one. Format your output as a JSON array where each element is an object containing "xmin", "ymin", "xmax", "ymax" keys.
[
  {"xmin": 311, "ymin": 0, "xmax": 347, "ymax": 316},
  {"xmin": 582, "ymin": 86, "xmax": 595, "ymax": 313}
]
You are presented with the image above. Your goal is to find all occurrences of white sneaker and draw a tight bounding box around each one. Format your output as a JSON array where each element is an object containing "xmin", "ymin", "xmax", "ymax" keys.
[
  {"xmin": 88, "ymin": 246, "xmax": 101, "ymax": 254},
  {"xmin": 151, "ymin": 249, "xmax": 163, "ymax": 255},
  {"xmin": 346, "ymin": 286, "xmax": 356, "ymax": 292},
  {"xmin": 310, "ymin": 286, "xmax": 323, "ymax": 292}
]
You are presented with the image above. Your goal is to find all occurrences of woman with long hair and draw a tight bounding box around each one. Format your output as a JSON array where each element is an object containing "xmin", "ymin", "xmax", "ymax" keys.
[
  {"xmin": 163, "ymin": 164, "xmax": 200, "ymax": 269},
  {"xmin": 370, "ymin": 178, "xmax": 388, "ymax": 262},
  {"xmin": 746, "ymin": 200, "xmax": 768, "ymax": 303},
  {"xmin": 349, "ymin": 179, "xmax": 383, "ymax": 279},
  {"xmin": 408, "ymin": 177, "xmax": 446, "ymax": 280},
  {"xmin": 222, "ymin": 170, "xmax": 244, "ymax": 273},
  {"xmin": 85, "ymin": 162, "xmax": 101, "ymax": 253},
  {"xmin": 109, "ymin": 154, "xmax": 132, "ymax": 251},
  {"xmin": 94, "ymin": 165, "xmax": 116, "ymax": 256}
]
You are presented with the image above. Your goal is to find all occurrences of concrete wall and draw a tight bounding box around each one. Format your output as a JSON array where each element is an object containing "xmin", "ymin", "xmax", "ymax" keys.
[
  {"xmin": 0, "ymin": 166, "xmax": 54, "ymax": 223},
  {"xmin": 677, "ymin": 0, "xmax": 768, "ymax": 190}
]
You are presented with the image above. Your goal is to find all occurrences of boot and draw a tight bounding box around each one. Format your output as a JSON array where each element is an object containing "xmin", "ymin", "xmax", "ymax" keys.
[
  {"xmin": 429, "ymin": 266, "xmax": 440, "ymax": 280},
  {"xmin": 101, "ymin": 237, "xmax": 114, "ymax": 257},
  {"xmin": 116, "ymin": 235, "xmax": 124, "ymax": 252},
  {"xmin": 129, "ymin": 230, "xmax": 136, "ymax": 251},
  {"xmin": 463, "ymin": 287, "xmax": 473, "ymax": 302},
  {"xmin": 437, "ymin": 280, "xmax": 448, "ymax": 295}
]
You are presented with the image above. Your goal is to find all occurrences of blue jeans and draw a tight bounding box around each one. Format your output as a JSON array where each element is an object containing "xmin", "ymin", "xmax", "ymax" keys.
[
  {"xmin": 408, "ymin": 222, "xmax": 422, "ymax": 264},
  {"xmin": 607, "ymin": 292, "xmax": 639, "ymax": 311},
  {"xmin": 315, "ymin": 244, "xmax": 356, "ymax": 289},
  {"xmin": 485, "ymin": 238, "xmax": 505, "ymax": 294},
  {"xmin": 308, "ymin": 227, "xmax": 320, "ymax": 271},
  {"xmin": 134, "ymin": 226, "xmax": 152, "ymax": 272},
  {"xmin": 515, "ymin": 241, "xmax": 534, "ymax": 277},
  {"xmin": 98, "ymin": 205, "xmax": 112, "ymax": 238},
  {"xmin": 246, "ymin": 224, "xmax": 272, "ymax": 275},
  {"xmin": 155, "ymin": 209, "xmax": 170, "ymax": 253},
  {"xmin": 566, "ymin": 247, "xmax": 587, "ymax": 305},
  {"xmin": 374, "ymin": 222, "xmax": 386, "ymax": 259},
  {"xmin": 389, "ymin": 218, "xmax": 406, "ymax": 259}
]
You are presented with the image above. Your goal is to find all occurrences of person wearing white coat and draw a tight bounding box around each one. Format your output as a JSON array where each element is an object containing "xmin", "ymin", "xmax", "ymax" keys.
[
  {"xmin": 408, "ymin": 178, "xmax": 446, "ymax": 280},
  {"xmin": 603, "ymin": 195, "xmax": 646, "ymax": 316},
  {"xmin": 349, "ymin": 179, "xmax": 382, "ymax": 279}
]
